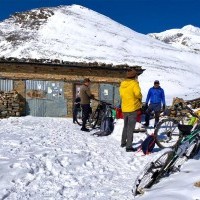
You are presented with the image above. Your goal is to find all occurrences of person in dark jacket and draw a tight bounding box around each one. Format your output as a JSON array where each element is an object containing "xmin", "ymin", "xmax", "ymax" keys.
[
  {"xmin": 73, "ymin": 96, "xmax": 81, "ymax": 123},
  {"xmin": 79, "ymin": 78, "xmax": 94, "ymax": 132},
  {"xmin": 144, "ymin": 80, "xmax": 166, "ymax": 128}
]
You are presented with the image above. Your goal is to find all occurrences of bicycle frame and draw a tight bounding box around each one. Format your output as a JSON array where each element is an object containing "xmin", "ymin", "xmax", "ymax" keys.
[
  {"xmin": 89, "ymin": 99, "xmax": 114, "ymax": 129},
  {"xmin": 157, "ymin": 119, "xmax": 200, "ymax": 178},
  {"xmin": 134, "ymin": 105, "xmax": 200, "ymax": 196},
  {"xmin": 155, "ymin": 103, "xmax": 200, "ymax": 148}
]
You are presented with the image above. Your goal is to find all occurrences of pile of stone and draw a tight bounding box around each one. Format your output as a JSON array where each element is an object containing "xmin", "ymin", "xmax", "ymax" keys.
[
  {"xmin": 0, "ymin": 90, "xmax": 25, "ymax": 118},
  {"xmin": 169, "ymin": 97, "xmax": 188, "ymax": 117},
  {"xmin": 186, "ymin": 97, "xmax": 200, "ymax": 109},
  {"xmin": 168, "ymin": 97, "xmax": 200, "ymax": 118}
]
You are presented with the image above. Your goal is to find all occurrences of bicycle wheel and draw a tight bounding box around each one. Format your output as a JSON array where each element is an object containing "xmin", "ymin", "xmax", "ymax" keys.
[
  {"xmin": 155, "ymin": 118, "xmax": 181, "ymax": 148},
  {"xmin": 88, "ymin": 110, "xmax": 100, "ymax": 129},
  {"xmin": 75, "ymin": 108, "xmax": 82, "ymax": 126},
  {"xmin": 133, "ymin": 148, "xmax": 173, "ymax": 196},
  {"xmin": 170, "ymin": 136, "xmax": 200, "ymax": 171},
  {"xmin": 186, "ymin": 137, "xmax": 200, "ymax": 159}
]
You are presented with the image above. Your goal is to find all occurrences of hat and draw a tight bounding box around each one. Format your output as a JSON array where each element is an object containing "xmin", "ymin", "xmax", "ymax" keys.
[
  {"xmin": 154, "ymin": 80, "xmax": 160, "ymax": 84},
  {"xmin": 126, "ymin": 69, "xmax": 137, "ymax": 78},
  {"xmin": 83, "ymin": 78, "xmax": 91, "ymax": 83}
]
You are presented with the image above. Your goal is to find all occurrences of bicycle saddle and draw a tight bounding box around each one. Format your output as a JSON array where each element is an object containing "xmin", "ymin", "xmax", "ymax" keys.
[{"xmin": 178, "ymin": 124, "xmax": 193, "ymax": 136}]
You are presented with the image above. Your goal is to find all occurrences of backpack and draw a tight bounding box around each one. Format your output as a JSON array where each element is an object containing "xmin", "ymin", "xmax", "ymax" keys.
[
  {"xmin": 140, "ymin": 134, "xmax": 156, "ymax": 155},
  {"xmin": 93, "ymin": 109, "xmax": 114, "ymax": 136}
]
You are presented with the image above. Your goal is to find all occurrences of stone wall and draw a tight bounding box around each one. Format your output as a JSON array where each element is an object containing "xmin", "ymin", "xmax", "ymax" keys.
[
  {"xmin": 0, "ymin": 90, "xmax": 25, "ymax": 118},
  {"xmin": 0, "ymin": 62, "xmax": 144, "ymax": 117}
]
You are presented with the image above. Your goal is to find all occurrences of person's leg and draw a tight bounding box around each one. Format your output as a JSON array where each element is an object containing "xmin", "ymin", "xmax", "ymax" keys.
[
  {"xmin": 81, "ymin": 105, "xmax": 87, "ymax": 128},
  {"xmin": 121, "ymin": 113, "xmax": 128, "ymax": 146},
  {"xmin": 154, "ymin": 104, "xmax": 161, "ymax": 127},
  {"xmin": 126, "ymin": 112, "xmax": 137, "ymax": 149},
  {"xmin": 73, "ymin": 107, "xmax": 77, "ymax": 123},
  {"xmin": 144, "ymin": 105, "xmax": 153, "ymax": 126},
  {"xmin": 154, "ymin": 111, "xmax": 160, "ymax": 127},
  {"xmin": 85, "ymin": 104, "xmax": 90, "ymax": 121},
  {"xmin": 81, "ymin": 104, "xmax": 90, "ymax": 131}
]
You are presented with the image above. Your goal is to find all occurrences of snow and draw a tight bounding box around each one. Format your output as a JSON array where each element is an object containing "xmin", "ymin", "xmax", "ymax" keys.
[
  {"xmin": 148, "ymin": 24, "xmax": 200, "ymax": 51},
  {"xmin": 0, "ymin": 116, "xmax": 200, "ymax": 199},
  {"xmin": 0, "ymin": 6, "xmax": 200, "ymax": 198}
]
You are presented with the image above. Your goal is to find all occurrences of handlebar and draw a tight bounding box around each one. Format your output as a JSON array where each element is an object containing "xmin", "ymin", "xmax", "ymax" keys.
[
  {"xmin": 185, "ymin": 105, "xmax": 200, "ymax": 120},
  {"xmin": 93, "ymin": 98, "xmax": 113, "ymax": 106},
  {"xmin": 93, "ymin": 98, "xmax": 117, "ymax": 110}
]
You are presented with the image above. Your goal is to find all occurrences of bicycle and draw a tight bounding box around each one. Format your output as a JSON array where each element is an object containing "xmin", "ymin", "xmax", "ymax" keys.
[
  {"xmin": 133, "ymin": 104, "xmax": 200, "ymax": 196},
  {"xmin": 154, "ymin": 102, "xmax": 194, "ymax": 148},
  {"xmin": 88, "ymin": 98, "xmax": 114, "ymax": 129},
  {"xmin": 74, "ymin": 98, "xmax": 115, "ymax": 129}
]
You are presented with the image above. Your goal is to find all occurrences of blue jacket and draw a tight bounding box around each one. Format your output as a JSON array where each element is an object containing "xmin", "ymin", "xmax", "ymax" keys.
[{"xmin": 146, "ymin": 86, "xmax": 165, "ymax": 105}]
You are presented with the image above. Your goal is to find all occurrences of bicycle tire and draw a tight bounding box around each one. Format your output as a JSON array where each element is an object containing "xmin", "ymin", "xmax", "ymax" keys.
[
  {"xmin": 75, "ymin": 108, "xmax": 82, "ymax": 126},
  {"xmin": 186, "ymin": 137, "xmax": 200, "ymax": 159},
  {"xmin": 133, "ymin": 148, "xmax": 173, "ymax": 196},
  {"xmin": 154, "ymin": 118, "xmax": 181, "ymax": 148},
  {"xmin": 88, "ymin": 110, "xmax": 100, "ymax": 129},
  {"xmin": 169, "ymin": 136, "xmax": 200, "ymax": 171}
]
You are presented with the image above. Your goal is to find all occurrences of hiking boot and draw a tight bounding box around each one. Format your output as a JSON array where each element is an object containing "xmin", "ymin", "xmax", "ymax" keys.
[
  {"xmin": 81, "ymin": 127, "xmax": 90, "ymax": 132},
  {"xmin": 121, "ymin": 143, "xmax": 126, "ymax": 148},
  {"xmin": 126, "ymin": 147, "xmax": 137, "ymax": 152}
]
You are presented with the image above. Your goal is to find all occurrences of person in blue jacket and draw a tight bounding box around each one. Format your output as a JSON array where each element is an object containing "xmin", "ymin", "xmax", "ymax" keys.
[{"xmin": 144, "ymin": 80, "xmax": 166, "ymax": 128}]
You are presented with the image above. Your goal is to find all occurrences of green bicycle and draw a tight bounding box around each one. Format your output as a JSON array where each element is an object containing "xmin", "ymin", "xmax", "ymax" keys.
[
  {"xmin": 133, "ymin": 103, "xmax": 200, "ymax": 196},
  {"xmin": 154, "ymin": 102, "xmax": 197, "ymax": 148}
]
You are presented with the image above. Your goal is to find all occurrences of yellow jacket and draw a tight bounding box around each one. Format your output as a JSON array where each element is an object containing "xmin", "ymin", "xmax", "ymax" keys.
[{"xmin": 119, "ymin": 79, "xmax": 142, "ymax": 112}]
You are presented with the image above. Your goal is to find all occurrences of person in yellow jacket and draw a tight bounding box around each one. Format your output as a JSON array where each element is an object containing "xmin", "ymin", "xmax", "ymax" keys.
[{"xmin": 119, "ymin": 69, "xmax": 142, "ymax": 152}]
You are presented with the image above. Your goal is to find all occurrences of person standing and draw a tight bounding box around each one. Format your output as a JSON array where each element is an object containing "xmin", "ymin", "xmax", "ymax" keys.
[
  {"xmin": 144, "ymin": 80, "xmax": 166, "ymax": 128},
  {"xmin": 79, "ymin": 78, "xmax": 94, "ymax": 132},
  {"xmin": 119, "ymin": 69, "xmax": 142, "ymax": 152}
]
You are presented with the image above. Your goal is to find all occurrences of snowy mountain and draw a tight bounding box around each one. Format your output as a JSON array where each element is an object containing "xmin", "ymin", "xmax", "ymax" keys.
[
  {"xmin": 0, "ymin": 6, "xmax": 200, "ymax": 199},
  {"xmin": 0, "ymin": 5, "xmax": 200, "ymax": 104},
  {"xmin": 0, "ymin": 4, "xmax": 180, "ymax": 65},
  {"xmin": 148, "ymin": 25, "xmax": 200, "ymax": 52}
]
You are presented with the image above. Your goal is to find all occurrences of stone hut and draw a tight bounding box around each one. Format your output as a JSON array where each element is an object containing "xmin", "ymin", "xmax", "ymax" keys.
[{"xmin": 0, "ymin": 57, "xmax": 145, "ymax": 117}]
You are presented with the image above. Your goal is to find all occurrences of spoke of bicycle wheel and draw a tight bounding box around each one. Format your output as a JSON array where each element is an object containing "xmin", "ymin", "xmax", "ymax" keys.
[
  {"xmin": 165, "ymin": 122, "xmax": 176, "ymax": 133},
  {"xmin": 170, "ymin": 124, "xmax": 178, "ymax": 134},
  {"xmin": 172, "ymin": 157, "xmax": 186, "ymax": 169},
  {"xmin": 138, "ymin": 164, "xmax": 160, "ymax": 189},
  {"xmin": 136, "ymin": 150, "xmax": 173, "ymax": 195},
  {"xmin": 138, "ymin": 174, "xmax": 153, "ymax": 190},
  {"xmin": 155, "ymin": 160, "xmax": 164, "ymax": 168}
]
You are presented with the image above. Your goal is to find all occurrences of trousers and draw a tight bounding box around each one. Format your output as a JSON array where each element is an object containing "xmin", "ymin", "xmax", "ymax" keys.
[{"xmin": 121, "ymin": 111, "xmax": 137, "ymax": 149}]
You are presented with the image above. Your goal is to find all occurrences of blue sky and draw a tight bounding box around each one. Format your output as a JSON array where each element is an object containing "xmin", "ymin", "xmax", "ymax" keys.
[{"xmin": 0, "ymin": 0, "xmax": 199, "ymax": 34}]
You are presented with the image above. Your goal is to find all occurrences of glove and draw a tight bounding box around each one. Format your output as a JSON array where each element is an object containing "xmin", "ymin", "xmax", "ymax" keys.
[
  {"xmin": 144, "ymin": 103, "xmax": 148, "ymax": 111},
  {"xmin": 162, "ymin": 104, "xmax": 166, "ymax": 111},
  {"xmin": 90, "ymin": 94, "xmax": 95, "ymax": 99}
]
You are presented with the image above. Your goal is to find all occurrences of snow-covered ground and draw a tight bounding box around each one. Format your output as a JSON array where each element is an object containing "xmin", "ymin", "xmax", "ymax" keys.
[
  {"xmin": 0, "ymin": 5, "xmax": 200, "ymax": 199},
  {"xmin": 0, "ymin": 116, "xmax": 200, "ymax": 199}
]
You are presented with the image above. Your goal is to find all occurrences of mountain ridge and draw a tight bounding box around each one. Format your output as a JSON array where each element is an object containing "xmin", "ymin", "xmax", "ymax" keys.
[
  {"xmin": 148, "ymin": 25, "xmax": 200, "ymax": 52},
  {"xmin": 0, "ymin": 4, "xmax": 200, "ymax": 102},
  {"xmin": 0, "ymin": 5, "xmax": 186, "ymax": 64}
]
